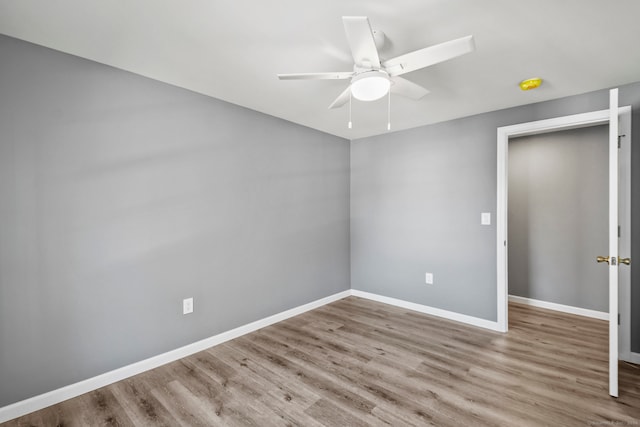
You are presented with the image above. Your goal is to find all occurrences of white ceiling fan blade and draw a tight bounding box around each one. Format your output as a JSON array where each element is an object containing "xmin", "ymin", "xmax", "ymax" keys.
[
  {"xmin": 390, "ymin": 76, "xmax": 430, "ymax": 100},
  {"xmin": 342, "ymin": 16, "xmax": 381, "ymax": 68},
  {"xmin": 328, "ymin": 86, "xmax": 352, "ymax": 109},
  {"xmin": 277, "ymin": 72, "xmax": 353, "ymax": 80},
  {"xmin": 383, "ymin": 35, "xmax": 475, "ymax": 77}
]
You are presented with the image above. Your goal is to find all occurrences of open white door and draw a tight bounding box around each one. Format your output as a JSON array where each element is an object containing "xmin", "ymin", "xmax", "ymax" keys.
[
  {"xmin": 598, "ymin": 89, "xmax": 631, "ymax": 397},
  {"xmin": 605, "ymin": 89, "xmax": 633, "ymax": 397},
  {"xmin": 618, "ymin": 103, "xmax": 633, "ymax": 366},
  {"xmin": 607, "ymin": 88, "xmax": 619, "ymax": 397}
]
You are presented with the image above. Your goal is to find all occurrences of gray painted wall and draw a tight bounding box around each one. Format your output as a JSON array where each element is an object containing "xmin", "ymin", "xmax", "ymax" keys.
[
  {"xmin": 352, "ymin": 81, "xmax": 640, "ymax": 352},
  {"xmin": 351, "ymin": 115, "xmax": 498, "ymax": 319},
  {"xmin": 508, "ymin": 126, "xmax": 608, "ymax": 311},
  {"xmin": 0, "ymin": 35, "xmax": 350, "ymax": 407}
]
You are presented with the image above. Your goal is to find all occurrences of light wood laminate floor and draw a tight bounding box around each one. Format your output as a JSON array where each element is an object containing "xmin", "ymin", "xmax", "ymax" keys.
[{"xmin": 3, "ymin": 297, "xmax": 640, "ymax": 426}]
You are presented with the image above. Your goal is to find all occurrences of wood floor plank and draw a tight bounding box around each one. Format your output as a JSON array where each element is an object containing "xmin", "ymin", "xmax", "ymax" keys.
[
  {"xmin": 304, "ymin": 398, "xmax": 371, "ymax": 427},
  {"xmin": 231, "ymin": 335, "xmax": 386, "ymax": 424},
  {"xmin": 3, "ymin": 297, "xmax": 640, "ymax": 427},
  {"xmin": 260, "ymin": 325, "xmax": 485, "ymax": 426},
  {"xmin": 109, "ymin": 378, "xmax": 180, "ymax": 426},
  {"xmin": 214, "ymin": 345, "xmax": 327, "ymax": 427}
]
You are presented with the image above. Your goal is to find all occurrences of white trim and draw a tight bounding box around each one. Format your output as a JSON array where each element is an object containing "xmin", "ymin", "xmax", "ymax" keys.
[
  {"xmin": 508, "ymin": 295, "xmax": 608, "ymax": 321},
  {"xmin": 496, "ymin": 125, "xmax": 509, "ymax": 333},
  {"xmin": 0, "ymin": 290, "xmax": 351, "ymax": 424},
  {"xmin": 351, "ymin": 289, "xmax": 502, "ymax": 332},
  {"xmin": 496, "ymin": 106, "xmax": 632, "ymax": 335}
]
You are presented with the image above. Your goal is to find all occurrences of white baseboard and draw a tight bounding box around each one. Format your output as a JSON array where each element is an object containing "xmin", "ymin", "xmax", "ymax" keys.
[
  {"xmin": 508, "ymin": 295, "xmax": 608, "ymax": 321},
  {"xmin": 350, "ymin": 289, "xmax": 502, "ymax": 332},
  {"xmin": 0, "ymin": 290, "xmax": 351, "ymax": 424}
]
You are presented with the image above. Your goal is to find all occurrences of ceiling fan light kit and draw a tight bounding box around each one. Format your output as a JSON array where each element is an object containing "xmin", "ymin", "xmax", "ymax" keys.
[
  {"xmin": 278, "ymin": 16, "xmax": 475, "ymax": 128},
  {"xmin": 350, "ymin": 70, "xmax": 390, "ymax": 101}
]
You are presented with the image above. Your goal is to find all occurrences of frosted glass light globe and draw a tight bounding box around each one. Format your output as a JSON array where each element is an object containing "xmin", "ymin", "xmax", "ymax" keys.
[{"xmin": 351, "ymin": 71, "xmax": 390, "ymax": 101}]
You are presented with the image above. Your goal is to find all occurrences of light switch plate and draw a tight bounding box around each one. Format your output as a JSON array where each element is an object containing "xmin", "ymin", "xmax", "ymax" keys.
[
  {"xmin": 183, "ymin": 297, "xmax": 193, "ymax": 315},
  {"xmin": 425, "ymin": 273, "xmax": 433, "ymax": 285},
  {"xmin": 481, "ymin": 212, "xmax": 491, "ymax": 225}
]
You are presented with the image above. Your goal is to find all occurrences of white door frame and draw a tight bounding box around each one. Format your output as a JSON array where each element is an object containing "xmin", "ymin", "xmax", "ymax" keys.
[{"xmin": 495, "ymin": 107, "xmax": 632, "ymax": 362}]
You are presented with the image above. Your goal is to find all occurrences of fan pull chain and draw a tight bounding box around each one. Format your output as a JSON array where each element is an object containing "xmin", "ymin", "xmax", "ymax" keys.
[
  {"xmin": 387, "ymin": 90, "xmax": 391, "ymax": 131},
  {"xmin": 348, "ymin": 91, "xmax": 353, "ymax": 129}
]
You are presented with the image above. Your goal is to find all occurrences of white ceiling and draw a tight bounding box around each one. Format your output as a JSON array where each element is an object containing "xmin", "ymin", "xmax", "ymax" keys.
[{"xmin": 1, "ymin": 0, "xmax": 640, "ymax": 139}]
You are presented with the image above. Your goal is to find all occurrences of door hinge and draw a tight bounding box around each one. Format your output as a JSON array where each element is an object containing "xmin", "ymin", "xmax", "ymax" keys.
[
  {"xmin": 618, "ymin": 226, "xmax": 621, "ymax": 238},
  {"xmin": 618, "ymin": 313, "xmax": 621, "ymax": 325},
  {"xmin": 618, "ymin": 134, "xmax": 626, "ymax": 148}
]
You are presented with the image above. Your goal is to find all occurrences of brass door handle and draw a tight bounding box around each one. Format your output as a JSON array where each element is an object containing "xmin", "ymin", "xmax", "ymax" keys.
[
  {"xmin": 620, "ymin": 257, "xmax": 631, "ymax": 265},
  {"xmin": 596, "ymin": 256, "xmax": 610, "ymax": 264}
]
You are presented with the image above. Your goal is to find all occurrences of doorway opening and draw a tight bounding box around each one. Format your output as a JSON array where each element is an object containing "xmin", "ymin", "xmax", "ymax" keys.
[
  {"xmin": 508, "ymin": 125, "xmax": 609, "ymax": 318},
  {"xmin": 495, "ymin": 106, "xmax": 632, "ymax": 359}
]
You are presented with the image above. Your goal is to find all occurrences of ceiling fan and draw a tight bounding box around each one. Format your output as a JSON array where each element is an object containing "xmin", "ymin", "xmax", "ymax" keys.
[{"xmin": 278, "ymin": 16, "xmax": 475, "ymax": 110}]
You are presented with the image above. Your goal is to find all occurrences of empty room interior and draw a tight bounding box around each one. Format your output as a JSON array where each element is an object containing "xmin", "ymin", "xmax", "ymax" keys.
[{"xmin": 1, "ymin": 1, "xmax": 640, "ymax": 426}]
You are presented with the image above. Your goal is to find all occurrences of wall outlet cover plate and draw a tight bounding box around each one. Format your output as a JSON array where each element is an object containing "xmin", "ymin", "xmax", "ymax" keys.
[
  {"xmin": 481, "ymin": 212, "xmax": 491, "ymax": 225},
  {"xmin": 183, "ymin": 297, "xmax": 194, "ymax": 314}
]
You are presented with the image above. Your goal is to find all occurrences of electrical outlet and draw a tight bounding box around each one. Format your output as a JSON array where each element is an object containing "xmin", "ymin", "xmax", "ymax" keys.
[
  {"xmin": 183, "ymin": 297, "xmax": 193, "ymax": 315},
  {"xmin": 425, "ymin": 273, "xmax": 433, "ymax": 285}
]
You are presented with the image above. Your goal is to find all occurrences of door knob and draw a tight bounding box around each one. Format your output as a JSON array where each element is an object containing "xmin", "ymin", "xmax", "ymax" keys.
[
  {"xmin": 619, "ymin": 257, "xmax": 631, "ymax": 265},
  {"xmin": 596, "ymin": 256, "xmax": 610, "ymax": 264}
]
